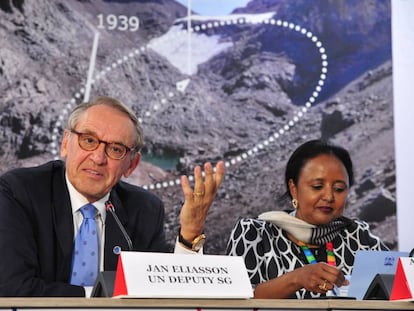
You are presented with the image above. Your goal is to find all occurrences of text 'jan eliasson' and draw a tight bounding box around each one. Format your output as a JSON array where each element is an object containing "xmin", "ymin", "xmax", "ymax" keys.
[{"xmin": 146, "ymin": 264, "xmax": 232, "ymax": 285}]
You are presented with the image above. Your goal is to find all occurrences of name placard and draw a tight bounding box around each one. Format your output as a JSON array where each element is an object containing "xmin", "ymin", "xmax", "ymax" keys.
[
  {"xmin": 390, "ymin": 257, "xmax": 414, "ymax": 301},
  {"xmin": 113, "ymin": 251, "xmax": 253, "ymax": 299}
]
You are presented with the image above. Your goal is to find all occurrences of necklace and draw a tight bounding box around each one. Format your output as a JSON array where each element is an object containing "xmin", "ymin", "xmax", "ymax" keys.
[{"xmin": 298, "ymin": 241, "xmax": 336, "ymax": 267}]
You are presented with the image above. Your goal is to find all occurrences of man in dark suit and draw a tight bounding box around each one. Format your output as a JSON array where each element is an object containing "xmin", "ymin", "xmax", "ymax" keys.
[{"xmin": 0, "ymin": 96, "xmax": 224, "ymax": 297}]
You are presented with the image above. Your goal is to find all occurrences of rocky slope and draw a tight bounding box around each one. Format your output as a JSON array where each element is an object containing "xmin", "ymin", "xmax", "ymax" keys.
[{"xmin": 0, "ymin": 0, "xmax": 395, "ymax": 253}]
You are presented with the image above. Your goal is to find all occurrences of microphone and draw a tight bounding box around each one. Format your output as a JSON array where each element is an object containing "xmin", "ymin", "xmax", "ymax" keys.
[{"xmin": 105, "ymin": 200, "xmax": 133, "ymax": 251}]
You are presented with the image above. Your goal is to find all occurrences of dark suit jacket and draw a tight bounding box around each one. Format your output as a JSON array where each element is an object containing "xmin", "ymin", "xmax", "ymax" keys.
[{"xmin": 0, "ymin": 160, "xmax": 169, "ymax": 296}]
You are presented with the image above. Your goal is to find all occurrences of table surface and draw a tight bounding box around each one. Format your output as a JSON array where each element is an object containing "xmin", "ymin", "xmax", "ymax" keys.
[{"xmin": 0, "ymin": 298, "xmax": 412, "ymax": 310}]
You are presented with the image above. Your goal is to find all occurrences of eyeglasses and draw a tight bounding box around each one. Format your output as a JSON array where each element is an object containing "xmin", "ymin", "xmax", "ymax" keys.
[{"xmin": 70, "ymin": 130, "xmax": 136, "ymax": 160}]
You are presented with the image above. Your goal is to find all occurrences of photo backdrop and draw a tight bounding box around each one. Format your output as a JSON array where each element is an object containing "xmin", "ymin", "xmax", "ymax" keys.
[
  {"xmin": 392, "ymin": 0, "xmax": 414, "ymax": 252},
  {"xmin": 0, "ymin": 0, "xmax": 399, "ymax": 253}
]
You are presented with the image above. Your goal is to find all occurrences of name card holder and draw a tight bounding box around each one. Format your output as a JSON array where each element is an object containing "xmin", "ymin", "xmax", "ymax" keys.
[
  {"xmin": 113, "ymin": 251, "xmax": 254, "ymax": 299},
  {"xmin": 390, "ymin": 257, "xmax": 414, "ymax": 300}
]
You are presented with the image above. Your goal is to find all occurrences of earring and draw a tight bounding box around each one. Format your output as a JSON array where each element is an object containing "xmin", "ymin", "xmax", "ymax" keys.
[{"xmin": 292, "ymin": 199, "xmax": 298, "ymax": 209}]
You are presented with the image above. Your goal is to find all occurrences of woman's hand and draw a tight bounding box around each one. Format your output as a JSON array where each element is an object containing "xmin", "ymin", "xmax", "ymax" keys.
[
  {"xmin": 298, "ymin": 262, "xmax": 349, "ymax": 293},
  {"xmin": 254, "ymin": 262, "xmax": 349, "ymax": 299}
]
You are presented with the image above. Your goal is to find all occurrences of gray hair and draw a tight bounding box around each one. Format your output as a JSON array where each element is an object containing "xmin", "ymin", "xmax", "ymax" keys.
[{"xmin": 66, "ymin": 96, "xmax": 144, "ymax": 152}]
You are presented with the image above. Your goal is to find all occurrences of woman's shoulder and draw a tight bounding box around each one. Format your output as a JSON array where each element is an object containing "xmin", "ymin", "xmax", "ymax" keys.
[
  {"xmin": 226, "ymin": 216, "xmax": 290, "ymax": 257},
  {"xmin": 341, "ymin": 218, "xmax": 388, "ymax": 250},
  {"xmin": 228, "ymin": 216, "xmax": 286, "ymax": 243},
  {"xmin": 236, "ymin": 217, "xmax": 267, "ymax": 226},
  {"xmin": 232, "ymin": 216, "xmax": 284, "ymax": 233},
  {"xmin": 347, "ymin": 218, "xmax": 371, "ymax": 231}
]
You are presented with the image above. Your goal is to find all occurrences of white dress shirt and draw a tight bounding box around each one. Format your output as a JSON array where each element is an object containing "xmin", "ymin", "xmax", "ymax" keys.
[{"xmin": 65, "ymin": 175, "xmax": 200, "ymax": 297}]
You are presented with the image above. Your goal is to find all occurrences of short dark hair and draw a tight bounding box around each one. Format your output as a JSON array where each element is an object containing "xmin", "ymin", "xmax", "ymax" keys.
[{"xmin": 284, "ymin": 139, "xmax": 354, "ymax": 199}]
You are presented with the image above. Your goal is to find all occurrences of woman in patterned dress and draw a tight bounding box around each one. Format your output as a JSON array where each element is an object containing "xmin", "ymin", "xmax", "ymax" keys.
[{"xmin": 226, "ymin": 139, "xmax": 388, "ymax": 299}]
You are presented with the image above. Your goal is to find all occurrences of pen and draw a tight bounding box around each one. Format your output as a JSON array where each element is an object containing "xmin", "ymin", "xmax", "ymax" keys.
[{"xmin": 330, "ymin": 264, "xmax": 346, "ymax": 297}]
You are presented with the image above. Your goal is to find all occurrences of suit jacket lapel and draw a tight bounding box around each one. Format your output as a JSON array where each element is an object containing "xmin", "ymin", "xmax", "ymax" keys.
[
  {"xmin": 51, "ymin": 164, "xmax": 74, "ymax": 280},
  {"xmin": 50, "ymin": 167, "xmax": 131, "ymax": 273}
]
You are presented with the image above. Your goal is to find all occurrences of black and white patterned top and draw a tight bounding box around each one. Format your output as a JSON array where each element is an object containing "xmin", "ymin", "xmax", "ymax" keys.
[{"xmin": 226, "ymin": 216, "xmax": 388, "ymax": 299}]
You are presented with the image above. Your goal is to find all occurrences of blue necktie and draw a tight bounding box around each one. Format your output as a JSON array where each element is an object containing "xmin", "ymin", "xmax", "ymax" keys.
[{"xmin": 70, "ymin": 203, "xmax": 99, "ymax": 286}]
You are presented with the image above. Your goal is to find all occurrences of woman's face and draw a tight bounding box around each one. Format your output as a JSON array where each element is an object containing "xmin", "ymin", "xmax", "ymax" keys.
[{"xmin": 289, "ymin": 153, "xmax": 349, "ymax": 225}]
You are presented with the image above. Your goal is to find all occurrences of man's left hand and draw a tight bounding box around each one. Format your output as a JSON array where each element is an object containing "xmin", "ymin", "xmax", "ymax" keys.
[{"xmin": 179, "ymin": 161, "xmax": 225, "ymax": 242}]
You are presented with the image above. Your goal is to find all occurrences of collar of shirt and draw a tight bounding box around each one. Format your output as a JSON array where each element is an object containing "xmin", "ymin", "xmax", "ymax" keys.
[{"xmin": 65, "ymin": 173, "xmax": 108, "ymax": 222}]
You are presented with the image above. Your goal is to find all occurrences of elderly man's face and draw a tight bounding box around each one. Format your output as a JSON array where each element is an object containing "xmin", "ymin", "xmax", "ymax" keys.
[{"xmin": 60, "ymin": 104, "xmax": 140, "ymax": 202}]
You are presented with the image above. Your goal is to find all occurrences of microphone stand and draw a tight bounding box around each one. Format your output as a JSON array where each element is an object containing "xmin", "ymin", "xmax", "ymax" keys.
[{"xmin": 105, "ymin": 201, "xmax": 133, "ymax": 251}]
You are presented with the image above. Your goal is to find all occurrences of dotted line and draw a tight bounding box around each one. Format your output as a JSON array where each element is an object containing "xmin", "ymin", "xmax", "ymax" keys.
[{"xmin": 50, "ymin": 17, "xmax": 328, "ymax": 190}]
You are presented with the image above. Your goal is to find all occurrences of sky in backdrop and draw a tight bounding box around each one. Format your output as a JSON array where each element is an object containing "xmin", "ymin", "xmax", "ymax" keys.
[{"xmin": 175, "ymin": 0, "xmax": 251, "ymax": 16}]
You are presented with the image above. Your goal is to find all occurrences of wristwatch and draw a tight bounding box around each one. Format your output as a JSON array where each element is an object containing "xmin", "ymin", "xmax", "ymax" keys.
[{"xmin": 178, "ymin": 228, "xmax": 206, "ymax": 252}]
